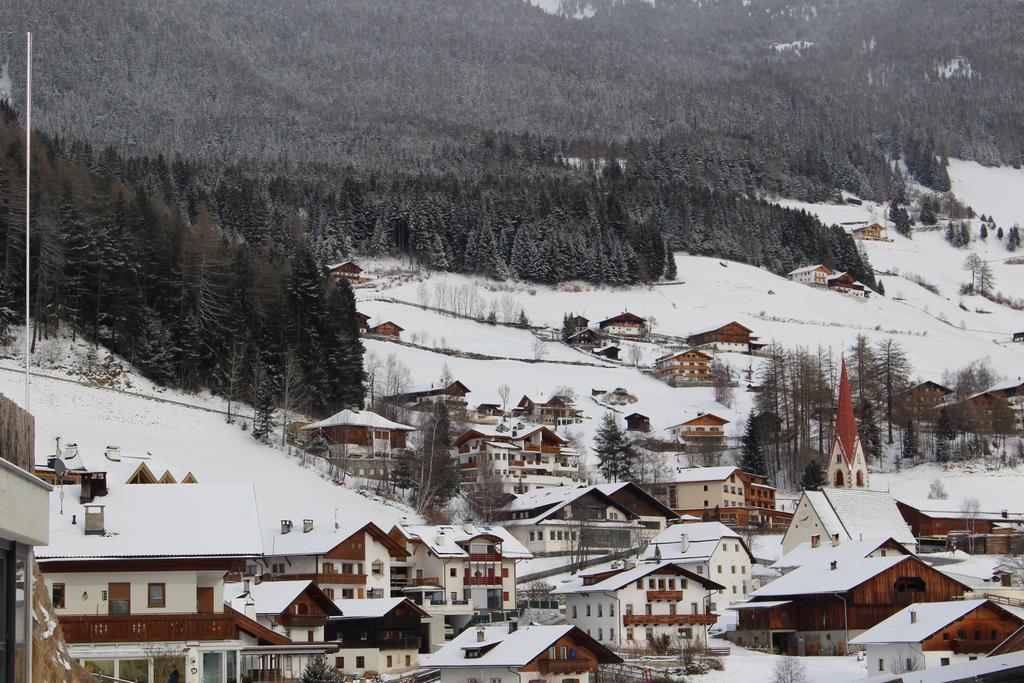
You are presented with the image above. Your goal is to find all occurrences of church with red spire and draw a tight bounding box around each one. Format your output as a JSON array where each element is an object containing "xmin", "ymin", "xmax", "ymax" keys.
[{"xmin": 826, "ymin": 358, "xmax": 869, "ymax": 489}]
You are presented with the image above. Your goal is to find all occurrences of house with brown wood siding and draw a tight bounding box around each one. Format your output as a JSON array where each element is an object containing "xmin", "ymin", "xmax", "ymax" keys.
[
  {"xmin": 850, "ymin": 599, "xmax": 1023, "ymax": 675},
  {"xmin": 303, "ymin": 408, "xmax": 415, "ymax": 481},
  {"xmin": 325, "ymin": 260, "xmax": 371, "ymax": 284},
  {"xmin": 426, "ymin": 623, "xmax": 621, "ymax": 683},
  {"xmin": 326, "ymin": 597, "xmax": 429, "ymax": 675},
  {"xmin": 654, "ymin": 349, "xmax": 712, "ymax": 386},
  {"xmin": 667, "ymin": 413, "xmax": 730, "ymax": 447},
  {"xmin": 598, "ymin": 311, "xmax": 647, "ymax": 337},
  {"xmin": 368, "ymin": 321, "xmax": 404, "ymax": 338},
  {"xmin": 731, "ymin": 555, "xmax": 971, "ymax": 656},
  {"xmin": 686, "ymin": 321, "xmax": 760, "ymax": 354},
  {"xmin": 224, "ymin": 579, "xmax": 342, "ymax": 644}
]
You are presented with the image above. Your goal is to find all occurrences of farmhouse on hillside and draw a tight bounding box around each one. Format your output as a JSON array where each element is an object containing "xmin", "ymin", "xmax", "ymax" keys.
[
  {"xmin": 787, "ymin": 264, "xmax": 832, "ymax": 286},
  {"xmin": 648, "ymin": 465, "xmax": 789, "ymax": 529},
  {"xmin": 368, "ymin": 321, "xmax": 404, "ymax": 338},
  {"xmin": 667, "ymin": 413, "xmax": 730, "ymax": 448},
  {"xmin": 686, "ymin": 321, "xmax": 761, "ymax": 354},
  {"xmin": 624, "ymin": 412, "xmax": 651, "ymax": 432},
  {"xmin": 325, "ymin": 260, "xmax": 371, "ymax": 284},
  {"xmin": 303, "ymin": 409, "xmax": 414, "ymax": 480},
  {"xmin": 452, "ymin": 422, "xmax": 583, "ymax": 494},
  {"xmin": 598, "ymin": 312, "xmax": 647, "ymax": 337},
  {"xmin": 654, "ymin": 349, "xmax": 713, "ymax": 386},
  {"xmin": 826, "ymin": 271, "xmax": 870, "ymax": 298},
  {"xmin": 850, "ymin": 222, "xmax": 887, "ymax": 241},
  {"xmin": 513, "ymin": 394, "xmax": 584, "ymax": 426},
  {"xmin": 390, "ymin": 380, "xmax": 471, "ymax": 408}
]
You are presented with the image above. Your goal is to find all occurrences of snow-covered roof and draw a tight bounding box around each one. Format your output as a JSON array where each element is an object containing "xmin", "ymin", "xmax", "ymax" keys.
[
  {"xmin": 849, "ymin": 599, "xmax": 993, "ymax": 645},
  {"xmin": 920, "ymin": 553, "xmax": 1010, "ymax": 588},
  {"xmin": 772, "ymin": 537, "xmax": 909, "ymax": 571},
  {"xmin": 861, "ymin": 652, "xmax": 1024, "ymax": 683},
  {"xmin": 425, "ymin": 624, "xmax": 618, "ymax": 669},
  {"xmin": 306, "ymin": 409, "xmax": 414, "ymax": 432},
  {"xmin": 456, "ymin": 422, "xmax": 562, "ymax": 443},
  {"xmin": 398, "ymin": 524, "xmax": 532, "ymax": 559},
  {"xmin": 266, "ymin": 519, "xmax": 401, "ymax": 557},
  {"xmin": 330, "ymin": 597, "xmax": 411, "ymax": 619},
  {"xmin": 39, "ymin": 484, "xmax": 264, "ymax": 559},
  {"xmin": 804, "ymin": 489, "xmax": 916, "ymax": 548},
  {"xmin": 749, "ymin": 556, "xmax": 909, "ymax": 598},
  {"xmin": 550, "ymin": 560, "xmax": 724, "ymax": 594},
  {"xmin": 896, "ymin": 497, "xmax": 1024, "ymax": 523},
  {"xmin": 787, "ymin": 264, "xmax": 831, "ymax": 276},
  {"xmin": 666, "ymin": 466, "xmax": 738, "ymax": 483},
  {"xmin": 224, "ymin": 580, "xmax": 314, "ymax": 616},
  {"xmin": 641, "ymin": 522, "xmax": 747, "ymax": 564},
  {"xmin": 501, "ymin": 485, "xmax": 590, "ymax": 513},
  {"xmin": 45, "ymin": 446, "xmax": 196, "ymax": 485},
  {"xmin": 686, "ymin": 321, "xmax": 754, "ymax": 338}
]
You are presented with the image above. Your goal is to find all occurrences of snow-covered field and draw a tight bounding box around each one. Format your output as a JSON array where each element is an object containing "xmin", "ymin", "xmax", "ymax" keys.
[{"xmin": 694, "ymin": 639, "xmax": 864, "ymax": 682}]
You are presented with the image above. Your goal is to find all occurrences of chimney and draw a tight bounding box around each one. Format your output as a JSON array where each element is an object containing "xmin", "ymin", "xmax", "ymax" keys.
[
  {"xmin": 303, "ymin": 519, "xmax": 314, "ymax": 533},
  {"xmin": 243, "ymin": 578, "xmax": 251, "ymax": 593},
  {"xmin": 811, "ymin": 535, "xmax": 821, "ymax": 549},
  {"xmin": 64, "ymin": 443, "xmax": 79, "ymax": 459},
  {"xmin": 831, "ymin": 533, "xmax": 840, "ymax": 547},
  {"xmin": 476, "ymin": 626, "xmax": 486, "ymax": 643},
  {"xmin": 624, "ymin": 560, "xmax": 636, "ymax": 571},
  {"xmin": 281, "ymin": 520, "xmax": 293, "ymax": 535},
  {"xmin": 508, "ymin": 619, "xmax": 518, "ymax": 634},
  {"xmin": 1002, "ymin": 510, "xmax": 1009, "ymax": 519},
  {"xmin": 829, "ymin": 560, "xmax": 838, "ymax": 571},
  {"xmin": 680, "ymin": 534, "xmax": 690, "ymax": 554},
  {"xmin": 910, "ymin": 610, "xmax": 917, "ymax": 624},
  {"xmin": 104, "ymin": 445, "xmax": 121, "ymax": 462},
  {"xmin": 436, "ymin": 532, "xmax": 446, "ymax": 546},
  {"xmin": 84, "ymin": 505, "xmax": 105, "ymax": 535}
]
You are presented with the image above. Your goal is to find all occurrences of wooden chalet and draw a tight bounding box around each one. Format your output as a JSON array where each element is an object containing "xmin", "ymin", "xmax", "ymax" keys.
[
  {"xmin": 303, "ymin": 409, "xmax": 414, "ymax": 461},
  {"xmin": 654, "ymin": 349, "xmax": 712, "ymax": 386},
  {"xmin": 391, "ymin": 380, "xmax": 471, "ymax": 407},
  {"xmin": 895, "ymin": 500, "xmax": 1024, "ymax": 540},
  {"xmin": 686, "ymin": 321, "xmax": 760, "ymax": 354},
  {"xmin": 826, "ymin": 272, "xmax": 870, "ymax": 298},
  {"xmin": 326, "ymin": 598, "xmax": 430, "ymax": 672},
  {"xmin": 668, "ymin": 413, "xmax": 730, "ymax": 447},
  {"xmin": 941, "ymin": 390, "xmax": 1019, "ymax": 436},
  {"xmin": 325, "ymin": 260, "xmax": 371, "ymax": 284},
  {"xmin": 355, "ymin": 311, "xmax": 370, "ymax": 333},
  {"xmin": 593, "ymin": 345, "xmax": 620, "ymax": 360},
  {"xmin": 895, "ymin": 381, "xmax": 952, "ymax": 424},
  {"xmin": 568, "ymin": 327, "xmax": 602, "ymax": 347},
  {"xmin": 851, "ymin": 223, "xmax": 886, "ymax": 241},
  {"xmin": 224, "ymin": 579, "xmax": 342, "ymax": 643},
  {"xmin": 598, "ymin": 311, "xmax": 647, "ymax": 337},
  {"xmin": 733, "ymin": 555, "xmax": 972, "ymax": 656},
  {"xmin": 624, "ymin": 412, "xmax": 651, "ymax": 432},
  {"xmin": 368, "ymin": 321, "xmax": 404, "ymax": 338},
  {"xmin": 514, "ymin": 394, "xmax": 583, "ymax": 425},
  {"xmin": 787, "ymin": 264, "xmax": 832, "ymax": 287},
  {"xmin": 572, "ymin": 315, "xmax": 591, "ymax": 329}
]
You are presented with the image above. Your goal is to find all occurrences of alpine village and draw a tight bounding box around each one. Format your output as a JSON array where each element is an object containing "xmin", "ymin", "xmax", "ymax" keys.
[{"xmin": 4, "ymin": 2, "xmax": 1024, "ymax": 683}]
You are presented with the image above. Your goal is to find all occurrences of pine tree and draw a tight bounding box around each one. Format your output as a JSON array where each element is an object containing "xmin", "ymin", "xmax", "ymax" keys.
[
  {"xmin": 135, "ymin": 307, "xmax": 177, "ymax": 386},
  {"xmin": 800, "ymin": 459, "xmax": 826, "ymax": 491},
  {"xmin": 739, "ymin": 414, "xmax": 768, "ymax": 481},
  {"xmin": 936, "ymin": 407, "xmax": 956, "ymax": 442},
  {"xmin": 858, "ymin": 399, "xmax": 883, "ymax": 463},
  {"xmin": 561, "ymin": 313, "xmax": 577, "ymax": 342},
  {"xmin": 251, "ymin": 361, "xmax": 278, "ymax": 442},
  {"xmin": 0, "ymin": 281, "xmax": 17, "ymax": 347},
  {"xmin": 594, "ymin": 412, "xmax": 636, "ymax": 482},
  {"xmin": 300, "ymin": 657, "xmax": 341, "ymax": 683},
  {"xmin": 980, "ymin": 223, "xmax": 988, "ymax": 240},
  {"xmin": 901, "ymin": 419, "xmax": 918, "ymax": 462}
]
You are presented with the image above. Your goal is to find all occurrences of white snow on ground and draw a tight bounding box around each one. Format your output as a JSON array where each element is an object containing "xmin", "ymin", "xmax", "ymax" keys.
[
  {"xmin": 693, "ymin": 639, "xmax": 864, "ymax": 682},
  {"xmin": 0, "ymin": 339, "xmax": 416, "ymax": 540}
]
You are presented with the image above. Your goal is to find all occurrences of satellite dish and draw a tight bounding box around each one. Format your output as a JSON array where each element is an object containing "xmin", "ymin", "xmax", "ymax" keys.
[{"xmin": 53, "ymin": 458, "xmax": 67, "ymax": 482}]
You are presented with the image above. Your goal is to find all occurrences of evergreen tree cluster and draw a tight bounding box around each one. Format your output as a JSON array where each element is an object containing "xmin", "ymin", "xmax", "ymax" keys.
[
  {"xmin": 903, "ymin": 137, "xmax": 951, "ymax": 191},
  {"xmin": 0, "ymin": 103, "xmax": 365, "ymax": 421}
]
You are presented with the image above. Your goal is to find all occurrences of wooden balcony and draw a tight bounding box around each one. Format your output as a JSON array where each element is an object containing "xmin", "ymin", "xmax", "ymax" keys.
[
  {"xmin": 623, "ymin": 613, "xmax": 716, "ymax": 626},
  {"xmin": 278, "ymin": 613, "xmax": 326, "ymax": 628},
  {"xmin": 468, "ymin": 552, "xmax": 502, "ymax": 562},
  {"xmin": 60, "ymin": 613, "xmax": 237, "ymax": 643},
  {"xmin": 459, "ymin": 462, "xmax": 477, "ymax": 470},
  {"xmin": 411, "ymin": 577, "xmax": 441, "ymax": 587},
  {"xmin": 278, "ymin": 572, "xmax": 367, "ymax": 585},
  {"xmin": 521, "ymin": 445, "xmax": 562, "ymax": 455},
  {"xmin": 647, "ymin": 591, "xmax": 683, "ymax": 601},
  {"xmin": 464, "ymin": 575, "xmax": 502, "ymax": 586},
  {"xmin": 951, "ymin": 639, "xmax": 1002, "ymax": 654},
  {"xmin": 540, "ymin": 659, "xmax": 593, "ymax": 674}
]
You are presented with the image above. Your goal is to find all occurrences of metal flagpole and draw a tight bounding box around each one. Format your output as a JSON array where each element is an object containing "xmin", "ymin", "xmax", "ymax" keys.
[{"xmin": 24, "ymin": 32, "xmax": 31, "ymax": 410}]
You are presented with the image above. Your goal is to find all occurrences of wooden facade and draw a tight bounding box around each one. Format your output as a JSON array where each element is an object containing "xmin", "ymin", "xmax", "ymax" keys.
[
  {"xmin": 368, "ymin": 321, "xmax": 404, "ymax": 338},
  {"xmin": 852, "ymin": 223, "xmax": 886, "ymax": 241},
  {"xmin": 356, "ymin": 311, "xmax": 370, "ymax": 333},
  {"xmin": 326, "ymin": 261, "xmax": 370, "ymax": 284},
  {"xmin": 59, "ymin": 609, "xmax": 290, "ymax": 646},
  {"xmin": 686, "ymin": 322, "xmax": 755, "ymax": 349},
  {"xmin": 738, "ymin": 556, "xmax": 970, "ymax": 649},
  {"xmin": 517, "ymin": 630, "xmax": 616, "ymax": 675},
  {"xmin": 325, "ymin": 599, "xmax": 428, "ymax": 654},
  {"xmin": 598, "ymin": 312, "xmax": 646, "ymax": 333},
  {"xmin": 671, "ymin": 413, "xmax": 729, "ymax": 444},
  {"xmin": 317, "ymin": 424, "xmax": 408, "ymax": 450},
  {"xmin": 654, "ymin": 349, "xmax": 712, "ymax": 384},
  {"xmin": 624, "ymin": 413, "xmax": 651, "ymax": 432},
  {"xmin": 920, "ymin": 602, "xmax": 1023, "ymax": 654}
]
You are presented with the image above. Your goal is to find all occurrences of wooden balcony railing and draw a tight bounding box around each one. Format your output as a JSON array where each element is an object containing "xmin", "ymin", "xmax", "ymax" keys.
[
  {"xmin": 278, "ymin": 572, "xmax": 367, "ymax": 585},
  {"xmin": 647, "ymin": 591, "xmax": 683, "ymax": 601},
  {"xmin": 623, "ymin": 614, "xmax": 716, "ymax": 626},
  {"xmin": 540, "ymin": 659, "xmax": 593, "ymax": 674},
  {"xmin": 464, "ymin": 576, "xmax": 502, "ymax": 586},
  {"xmin": 468, "ymin": 552, "xmax": 502, "ymax": 562},
  {"xmin": 411, "ymin": 577, "xmax": 441, "ymax": 587},
  {"xmin": 951, "ymin": 640, "xmax": 1002, "ymax": 654},
  {"xmin": 278, "ymin": 613, "xmax": 326, "ymax": 628},
  {"xmin": 60, "ymin": 613, "xmax": 237, "ymax": 643}
]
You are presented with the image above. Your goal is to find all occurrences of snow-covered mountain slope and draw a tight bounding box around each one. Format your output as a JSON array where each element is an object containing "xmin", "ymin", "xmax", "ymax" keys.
[{"xmin": 0, "ymin": 338, "xmax": 416, "ymax": 541}]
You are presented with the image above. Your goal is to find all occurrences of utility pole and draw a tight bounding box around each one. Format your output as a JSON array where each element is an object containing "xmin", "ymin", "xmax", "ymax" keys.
[{"xmin": 24, "ymin": 32, "xmax": 32, "ymax": 410}]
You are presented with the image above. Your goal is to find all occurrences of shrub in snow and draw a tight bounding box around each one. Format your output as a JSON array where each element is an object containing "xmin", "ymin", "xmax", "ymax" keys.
[
  {"xmin": 928, "ymin": 478, "xmax": 948, "ymax": 500},
  {"xmin": 771, "ymin": 656, "xmax": 809, "ymax": 683}
]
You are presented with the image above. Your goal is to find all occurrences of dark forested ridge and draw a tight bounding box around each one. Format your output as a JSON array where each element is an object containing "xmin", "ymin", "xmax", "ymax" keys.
[
  {"xmin": 1, "ymin": 0, "xmax": 1020, "ymax": 285},
  {"xmin": 0, "ymin": 104, "xmax": 365, "ymax": 418}
]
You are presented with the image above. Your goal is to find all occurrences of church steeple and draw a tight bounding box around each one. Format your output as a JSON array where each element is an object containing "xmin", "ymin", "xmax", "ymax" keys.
[
  {"xmin": 835, "ymin": 357, "xmax": 858, "ymax": 464},
  {"xmin": 826, "ymin": 356, "xmax": 869, "ymax": 489}
]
